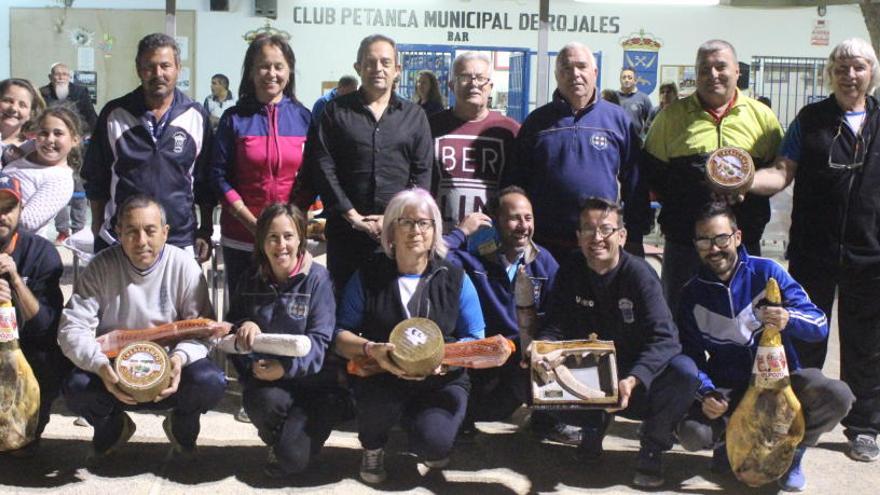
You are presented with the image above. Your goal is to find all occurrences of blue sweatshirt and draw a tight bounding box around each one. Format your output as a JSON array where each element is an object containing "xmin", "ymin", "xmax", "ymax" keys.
[
  {"xmin": 677, "ymin": 247, "xmax": 828, "ymax": 396},
  {"xmin": 444, "ymin": 229, "xmax": 558, "ymax": 340},
  {"xmin": 225, "ymin": 253, "xmax": 337, "ymax": 384},
  {"xmin": 502, "ymin": 90, "xmax": 649, "ymax": 243}
]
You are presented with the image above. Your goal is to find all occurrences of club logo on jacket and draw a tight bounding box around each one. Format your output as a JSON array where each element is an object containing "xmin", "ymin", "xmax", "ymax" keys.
[
  {"xmin": 288, "ymin": 293, "xmax": 311, "ymax": 320},
  {"xmin": 172, "ymin": 132, "xmax": 187, "ymax": 153},
  {"xmin": 575, "ymin": 295, "xmax": 595, "ymax": 308},
  {"xmin": 619, "ymin": 298, "xmax": 635, "ymax": 324},
  {"xmin": 590, "ymin": 133, "xmax": 608, "ymax": 151}
]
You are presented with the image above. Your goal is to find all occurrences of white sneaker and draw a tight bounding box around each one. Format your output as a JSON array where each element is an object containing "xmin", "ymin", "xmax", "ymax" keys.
[
  {"xmin": 424, "ymin": 457, "xmax": 449, "ymax": 469},
  {"xmin": 360, "ymin": 448, "xmax": 386, "ymax": 484}
]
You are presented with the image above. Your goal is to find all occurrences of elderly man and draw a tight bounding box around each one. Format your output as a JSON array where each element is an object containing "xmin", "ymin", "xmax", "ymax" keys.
[
  {"xmin": 308, "ymin": 34, "xmax": 432, "ymax": 291},
  {"xmin": 617, "ymin": 67, "xmax": 652, "ymax": 137},
  {"xmin": 503, "ymin": 42, "xmax": 648, "ymax": 264},
  {"xmin": 429, "ymin": 52, "xmax": 520, "ymax": 232},
  {"xmin": 537, "ymin": 197, "xmax": 699, "ymax": 488},
  {"xmin": 82, "ymin": 33, "xmax": 214, "ymax": 262},
  {"xmin": 676, "ymin": 203, "xmax": 853, "ymax": 491},
  {"xmin": 749, "ymin": 37, "xmax": 880, "ymax": 462},
  {"xmin": 0, "ymin": 177, "xmax": 66, "ymax": 456},
  {"xmin": 58, "ymin": 195, "xmax": 226, "ymax": 461},
  {"xmin": 39, "ymin": 62, "xmax": 98, "ymax": 133},
  {"xmin": 445, "ymin": 187, "xmax": 577, "ymax": 442},
  {"xmin": 644, "ymin": 40, "xmax": 783, "ymax": 315}
]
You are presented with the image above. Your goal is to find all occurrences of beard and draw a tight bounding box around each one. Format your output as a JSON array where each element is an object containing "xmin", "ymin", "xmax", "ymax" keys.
[
  {"xmin": 0, "ymin": 221, "xmax": 18, "ymax": 252},
  {"xmin": 53, "ymin": 83, "xmax": 69, "ymax": 101}
]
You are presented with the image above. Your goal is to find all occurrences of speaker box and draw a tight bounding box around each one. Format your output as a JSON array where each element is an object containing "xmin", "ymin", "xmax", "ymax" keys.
[
  {"xmin": 210, "ymin": 0, "xmax": 228, "ymax": 11},
  {"xmin": 737, "ymin": 62, "xmax": 750, "ymax": 90},
  {"xmin": 255, "ymin": 0, "xmax": 278, "ymax": 19}
]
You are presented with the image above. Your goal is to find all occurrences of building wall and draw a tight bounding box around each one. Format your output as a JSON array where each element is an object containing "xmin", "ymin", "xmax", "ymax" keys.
[{"xmin": 1, "ymin": 0, "xmax": 869, "ymax": 109}]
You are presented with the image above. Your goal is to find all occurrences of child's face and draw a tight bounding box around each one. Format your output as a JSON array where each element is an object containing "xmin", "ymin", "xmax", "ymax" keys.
[
  {"xmin": 34, "ymin": 115, "xmax": 78, "ymax": 166},
  {"xmin": 0, "ymin": 85, "xmax": 33, "ymax": 136}
]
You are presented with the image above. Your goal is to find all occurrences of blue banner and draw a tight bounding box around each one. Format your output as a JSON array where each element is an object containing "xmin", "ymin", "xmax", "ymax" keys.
[{"xmin": 623, "ymin": 49, "xmax": 659, "ymax": 94}]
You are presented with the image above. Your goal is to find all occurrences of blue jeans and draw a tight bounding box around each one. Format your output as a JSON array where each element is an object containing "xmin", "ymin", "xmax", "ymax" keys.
[{"xmin": 63, "ymin": 358, "xmax": 227, "ymax": 451}]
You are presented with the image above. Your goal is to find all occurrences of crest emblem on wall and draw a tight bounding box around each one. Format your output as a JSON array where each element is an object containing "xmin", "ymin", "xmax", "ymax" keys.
[{"xmin": 621, "ymin": 29, "xmax": 662, "ymax": 95}]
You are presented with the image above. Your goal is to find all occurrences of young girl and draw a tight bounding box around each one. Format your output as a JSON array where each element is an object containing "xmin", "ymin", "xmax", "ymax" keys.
[
  {"xmin": 2, "ymin": 106, "xmax": 80, "ymax": 233},
  {"xmin": 0, "ymin": 78, "xmax": 45, "ymax": 166}
]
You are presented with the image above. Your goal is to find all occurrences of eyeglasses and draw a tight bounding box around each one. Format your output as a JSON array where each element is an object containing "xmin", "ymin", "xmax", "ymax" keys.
[
  {"xmin": 397, "ymin": 218, "xmax": 435, "ymax": 232},
  {"xmin": 454, "ymin": 74, "xmax": 491, "ymax": 87},
  {"xmin": 828, "ymin": 123, "xmax": 866, "ymax": 171},
  {"xmin": 694, "ymin": 233, "xmax": 735, "ymax": 250},
  {"xmin": 578, "ymin": 225, "xmax": 621, "ymax": 239}
]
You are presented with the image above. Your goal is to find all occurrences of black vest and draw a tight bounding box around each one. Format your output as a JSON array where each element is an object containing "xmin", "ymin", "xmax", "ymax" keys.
[
  {"xmin": 359, "ymin": 256, "xmax": 464, "ymax": 343},
  {"xmin": 790, "ymin": 95, "xmax": 880, "ymax": 268}
]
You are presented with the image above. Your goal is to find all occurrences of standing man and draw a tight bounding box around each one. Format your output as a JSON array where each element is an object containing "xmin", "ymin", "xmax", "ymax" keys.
[
  {"xmin": 82, "ymin": 33, "xmax": 214, "ymax": 262},
  {"xmin": 0, "ymin": 177, "xmax": 67, "ymax": 456},
  {"xmin": 644, "ymin": 39, "xmax": 783, "ymax": 315},
  {"xmin": 537, "ymin": 197, "xmax": 699, "ymax": 488},
  {"xmin": 617, "ymin": 67, "xmax": 652, "ymax": 137},
  {"xmin": 677, "ymin": 203, "xmax": 853, "ymax": 491},
  {"xmin": 39, "ymin": 62, "xmax": 98, "ymax": 133},
  {"xmin": 311, "ymin": 75, "xmax": 359, "ymax": 127},
  {"xmin": 309, "ymin": 34, "xmax": 433, "ymax": 291},
  {"xmin": 58, "ymin": 195, "xmax": 226, "ymax": 461},
  {"xmin": 749, "ymin": 38, "xmax": 880, "ymax": 462},
  {"xmin": 430, "ymin": 52, "xmax": 520, "ymax": 232},
  {"xmin": 503, "ymin": 42, "xmax": 649, "ymax": 263}
]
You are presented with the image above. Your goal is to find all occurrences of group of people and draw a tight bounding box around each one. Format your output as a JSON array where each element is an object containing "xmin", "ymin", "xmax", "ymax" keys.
[{"xmin": 1, "ymin": 28, "xmax": 878, "ymax": 493}]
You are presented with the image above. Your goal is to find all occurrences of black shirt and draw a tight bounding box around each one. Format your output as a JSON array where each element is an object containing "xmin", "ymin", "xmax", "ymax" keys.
[{"xmin": 308, "ymin": 89, "xmax": 433, "ymax": 217}]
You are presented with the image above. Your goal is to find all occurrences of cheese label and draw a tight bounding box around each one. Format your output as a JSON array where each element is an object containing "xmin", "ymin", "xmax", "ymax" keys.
[
  {"xmin": 752, "ymin": 344, "xmax": 789, "ymax": 387},
  {"xmin": 116, "ymin": 342, "xmax": 167, "ymax": 388}
]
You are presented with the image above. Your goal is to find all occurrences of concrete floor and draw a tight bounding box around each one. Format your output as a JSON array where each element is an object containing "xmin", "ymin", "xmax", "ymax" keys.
[{"xmin": 2, "ymin": 243, "xmax": 877, "ymax": 494}]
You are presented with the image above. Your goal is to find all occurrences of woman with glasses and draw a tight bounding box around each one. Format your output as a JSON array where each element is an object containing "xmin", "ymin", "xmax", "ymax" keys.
[
  {"xmin": 750, "ymin": 37, "xmax": 880, "ymax": 463},
  {"xmin": 333, "ymin": 187, "xmax": 485, "ymax": 484}
]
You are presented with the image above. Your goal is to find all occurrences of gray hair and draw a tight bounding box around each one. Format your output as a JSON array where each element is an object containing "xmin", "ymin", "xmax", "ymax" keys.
[
  {"xmin": 825, "ymin": 38, "xmax": 880, "ymax": 94},
  {"xmin": 381, "ymin": 188, "xmax": 447, "ymax": 259},
  {"xmin": 695, "ymin": 39, "xmax": 738, "ymax": 67},
  {"xmin": 49, "ymin": 62, "xmax": 69, "ymax": 76},
  {"xmin": 117, "ymin": 194, "xmax": 167, "ymax": 227},
  {"xmin": 556, "ymin": 42, "xmax": 596, "ymax": 69},
  {"xmin": 453, "ymin": 51, "xmax": 493, "ymax": 77}
]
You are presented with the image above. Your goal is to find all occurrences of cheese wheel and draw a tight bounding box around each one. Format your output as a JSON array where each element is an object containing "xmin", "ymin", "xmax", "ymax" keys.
[
  {"xmin": 115, "ymin": 341, "xmax": 171, "ymax": 403},
  {"xmin": 388, "ymin": 318, "xmax": 444, "ymax": 377},
  {"xmin": 705, "ymin": 147, "xmax": 755, "ymax": 195}
]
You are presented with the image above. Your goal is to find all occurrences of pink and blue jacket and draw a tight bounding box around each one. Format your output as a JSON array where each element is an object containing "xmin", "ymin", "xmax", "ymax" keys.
[{"xmin": 209, "ymin": 96, "xmax": 310, "ymax": 249}]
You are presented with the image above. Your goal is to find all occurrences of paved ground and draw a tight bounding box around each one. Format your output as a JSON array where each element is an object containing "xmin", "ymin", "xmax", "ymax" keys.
[{"xmin": 2, "ymin": 243, "xmax": 877, "ymax": 494}]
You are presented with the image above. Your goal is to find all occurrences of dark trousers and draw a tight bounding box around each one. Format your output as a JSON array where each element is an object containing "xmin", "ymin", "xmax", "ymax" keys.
[
  {"xmin": 565, "ymin": 354, "xmax": 700, "ymax": 452},
  {"xmin": 54, "ymin": 178, "xmax": 87, "ymax": 233},
  {"xmin": 21, "ymin": 344, "xmax": 71, "ymax": 439},
  {"xmin": 676, "ymin": 368, "xmax": 854, "ymax": 450},
  {"xmin": 63, "ymin": 358, "xmax": 226, "ymax": 451},
  {"xmin": 325, "ymin": 217, "xmax": 380, "ymax": 295},
  {"xmin": 243, "ymin": 379, "xmax": 352, "ymax": 474},
  {"xmin": 790, "ymin": 259, "xmax": 880, "ymax": 437},
  {"xmin": 662, "ymin": 240, "xmax": 761, "ymax": 316},
  {"xmin": 222, "ymin": 246, "xmax": 254, "ymax": 297},
  {"xmin": 352, "ymin": 372, "xmax": 469, "ymax": 461},
  {"xmin": 466, "ymin": 352, "xmax": 529, "ymax": 423}
]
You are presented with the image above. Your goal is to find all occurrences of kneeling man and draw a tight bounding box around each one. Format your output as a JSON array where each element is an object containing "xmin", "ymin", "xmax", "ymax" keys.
[
  {"xmin": 58, "ymin": 194, "xmax": 226, "ymax": 460},
  {"xmin": 537, "ymin": 197, "xmax": 699, "ymax": 488},
  {"xmin": 676, "ymin": 203, "xmax": 854, "ymax": 491}
]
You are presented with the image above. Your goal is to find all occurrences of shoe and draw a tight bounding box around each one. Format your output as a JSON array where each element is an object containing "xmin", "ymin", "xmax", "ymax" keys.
[
  {"xmin": 263, "ymin": 446, "xmax": 288, "ymax": 479},
  {"xmin": 534, "ymin": 420, "xmax": 583, "ymax": 446},
  {"xmin": 710, "ymin": 445, "xmax": 731, "ymax": 474},
  {"xmin": 73, "ymin": 416, "xmax": 90, "ymax": 427},
  {"xmin": 88, "ymin": 412, "xmax": 136, "ymax": 462},
  {"xmin": 54, "ymin": 231, "xmax": 70, "ymax": 244},
  {"xmin": 359, "ymin": 448, "xmax": 386, "ymax": 484},
  {"xmin": 632, "ymin": 446, "xmax": 664, "ymax": 488},
  {"xmin": 575, "ymin": 427, "xmax": 604, "ymax": 464},
  {"xmin": 424, "ymin": 457, "xmax": 449, "ymax": 469},
  {"xmin": 235, "ymin": 406, "xmax": 251, "ymax": 424},
  {"xmin": 778, "ymin": 447, "xmax": 806, "ymax": 492},
  {"xmin": 848, "ymin": 434, "xmax": 880, "ymax": 462},
  {"xmin": 163, "ymin": 415, "xmax": 197, "ymax": 461}
]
